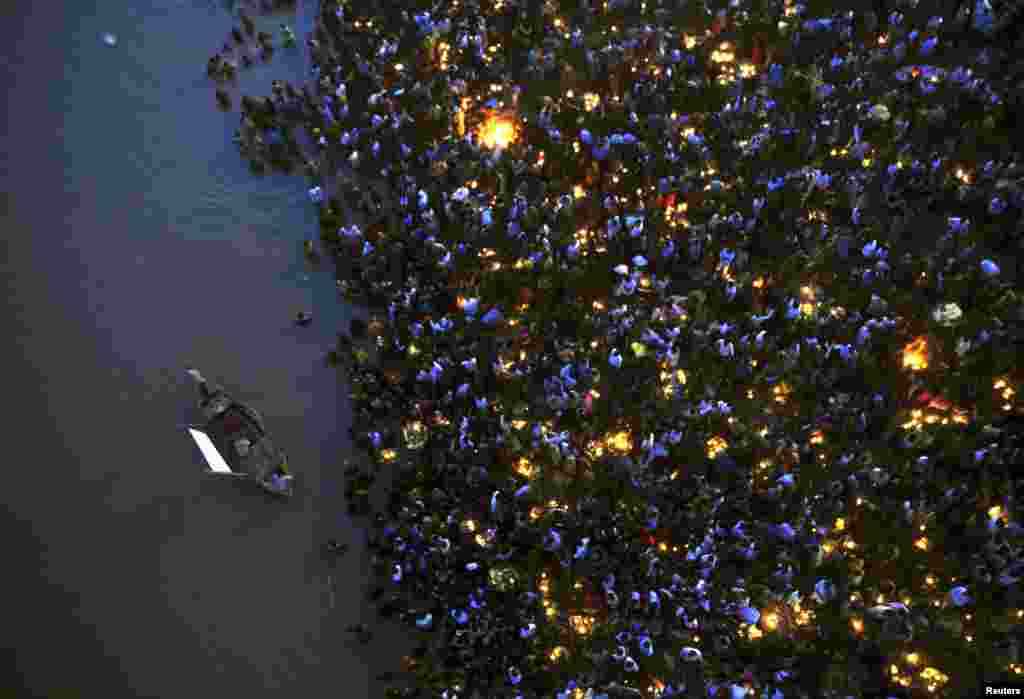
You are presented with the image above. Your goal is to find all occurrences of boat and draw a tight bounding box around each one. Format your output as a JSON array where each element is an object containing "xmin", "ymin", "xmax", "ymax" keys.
[{"xmin": 184, "ymin": 371, "xmax": 295, "ymax": 498}]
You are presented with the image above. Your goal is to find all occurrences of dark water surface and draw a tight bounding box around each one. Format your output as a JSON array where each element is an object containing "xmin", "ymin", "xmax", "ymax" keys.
[{"xmin": 1, "ymin": 2, "xmax": 406, "ymax": 696}]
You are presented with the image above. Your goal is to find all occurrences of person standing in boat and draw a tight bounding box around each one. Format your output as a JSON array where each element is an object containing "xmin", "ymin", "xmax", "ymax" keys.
[
  {"xmin": 187, "ymin": 368, "xmax": 266, "ymax": 432},
  {"xmin": 187, "ymin": 368, "xmax": 233, "ymax": 421},
  {"xmin": 186, "ymin": 368, "xmax": 292, "ymax": 495}
]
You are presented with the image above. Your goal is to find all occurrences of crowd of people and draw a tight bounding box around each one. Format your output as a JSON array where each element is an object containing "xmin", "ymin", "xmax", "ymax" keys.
[{"xmin": 215, "ymin": 0, "xmax": 1024, "ymax": 696}]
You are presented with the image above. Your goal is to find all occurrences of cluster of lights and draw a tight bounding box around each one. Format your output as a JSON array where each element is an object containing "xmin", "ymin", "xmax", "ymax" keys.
[
  {"xmin": 799, "ymin": 285, "xmax": 820, "ymax": 317},
  {"xmin": 605, "ymin": 431, "xmax": 633, "ymax": 454},
  {"xmin": 455, "ymin": 97, "xmax": 472, "ymax": 138},
  {"xmin": 706, "ymin": 435, "xmax": 729, "ymax": 459},
  {"xmin": 537, "ymin": 571, "xmax": 561, "ymax": 623},
  {"xmin": 995, "ymin": 377, "xmax": 1018, "ymax": 412},
  {"xmin": 569, "ymin": 614, "xmax": 595, "ymax": 635},
  {"xmin": 902, "ymin": 336, "xmax": 930, "ymax": 371},
  {"xmin": 435, "ymin": 40, "xmax": 451, "ymax": 71},
  {"xmin": 791, "ymin": 596, "xmax": 814, "ymax": 627},
  {"xmin": 773, "ymin": 382, "xmax": 792, "ymax": 405},
  {"xmin": 900, "ymin": 404, "xmax": 971, "ymax": 431},
  {"xmin": 402, "ymin": 420, "xmax": 428, "ymax": 450},
  {"xmin": 658, "ymin": 363, "xmax": 687, "ymax": 399},
  {"xmin": 515, "ymin": 456, "xmax": 536, "ymax": 479},
  {"xmin": 477, "ymin": 111, "xmax": 518, "ymax": 149},
  {"xmin": 662, "ymin": 200, "xmax": 690, "ymax": 229}
]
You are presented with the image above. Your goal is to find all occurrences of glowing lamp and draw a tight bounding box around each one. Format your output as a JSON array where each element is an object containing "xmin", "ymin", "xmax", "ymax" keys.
[
  {"xmin": 402, "ymin": 420, "xmax": 428, "ymax": 450},
  {"xmin": 570, "ymin": 615, "xmax": 595, "ymax": 635},
  {"xmin": 478, "ymin": 112, "xmax": 517, "ymax": 150},
  {"xmin": 515, "ymin": 457, "xmax": 536, "ymax": 478},
  {"xmin": 903, "ymin": 336, "xmax": 929, "ymax": 370},
  {"xmin": 607, "ymin": 431, "xmax": 633, "ymax": 453},
  {"xmin": 706, "ymin": 436, "xmax": 728, "ymax": 459}
]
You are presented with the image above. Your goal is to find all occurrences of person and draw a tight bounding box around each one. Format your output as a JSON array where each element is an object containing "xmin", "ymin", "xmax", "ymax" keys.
[
  {"xmin": 187, "ymin": 369, "xmax": 231, "ymax": 421},
  {"xmin": 207, "ymin": 54, "xmax": 222, "ymax": 78},
  {"xmin": 325, "ymin": 538, "xmax": 349, "ymax": 557},
  {"xmin": 240, "ymin": 9, "xmax": 255, "ymax": 36},
  {"xmin": 267, "ymin": 460, "xmax": 293, "ymax": 494},
  {"xmin": 344, "ymin": 622, "xmax": 374, "ymax": 644},
  {"xmin": 281, "ymin": 24, "xmax": 297, "ymax": 48}
]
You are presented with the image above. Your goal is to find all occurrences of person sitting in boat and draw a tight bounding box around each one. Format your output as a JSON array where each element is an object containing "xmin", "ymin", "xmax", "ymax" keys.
[{"xmin": 268, "ymin": 458, "xmax": 292, "ymax": 493}]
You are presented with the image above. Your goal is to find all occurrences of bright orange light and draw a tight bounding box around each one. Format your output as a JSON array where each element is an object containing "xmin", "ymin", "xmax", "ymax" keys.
[
  {"xmin": 607, "ymin": 431, "xmax": 633, "ymax": 453},
  {"xmin": 477, "ymin": 112, "xmax": 517, "ymax": 149},
  {"xmin": 903, "ymin": 336, "xmax": 930, "ymax": 371},
  {"xmin": 516, "ymin": 457, "xmax": 536, "ymax": 478},
  {"xmin": 456, "ymin": 97, "xmax": 472, "ymax": 137},
  {"xmin": 706, "ymin": 436, "xmax": 728, "ymax": 458}
]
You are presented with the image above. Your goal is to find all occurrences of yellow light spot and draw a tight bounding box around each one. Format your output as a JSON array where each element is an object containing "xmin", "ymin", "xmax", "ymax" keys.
[
  {"xmin": 773, "ymin": 382, "xmax": 792, "ymax": 404},
  {"xmin": 477, "ymin": 113, "xmax": 517, "ymax": 149},
  {"xmin": 706, "ymin": 436, "xmax": 728, "ymax": 459},
  {"xmin": 834, "ymin": 518, "xmax": 845, "ymax": 532},
  {"xmin": 851, "ymin": 617, "xmax": 864, "ymax": 633},
  {"xmin": 607, "ymin": 431, "xmax": 633, "ymax": 453},
  {"xmin": 516, "ymin": 457, "xmax": 535, "ymax": 479},
  {"xmin": 903, "ymin": 336, "xmax": 930, "ymax": 371},
  {"xmin": 762, "ymin": 612, "xmax": 779, "ymax": 631},
  {"xmin": 570, "ymin": 615, "xmax": 594, "ymax": 635},
  {"xmin": 380, "ymin": 448, "xmax": 397, "ymax": 462},
  {"xmin": 915, "ymin": 537, "xmax": 929, "ymax": 551}
]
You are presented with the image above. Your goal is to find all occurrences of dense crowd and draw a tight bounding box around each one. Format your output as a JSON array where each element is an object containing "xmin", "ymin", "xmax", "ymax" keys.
[{"xmin": 216, "ymin": 0, "xmax": 1024, "ymax": 696}]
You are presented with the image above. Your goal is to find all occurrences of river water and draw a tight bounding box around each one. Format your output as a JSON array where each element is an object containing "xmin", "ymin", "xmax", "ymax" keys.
[{"xmin": 1, "ymin": 1, "xmax": 409, "ymax": 696}]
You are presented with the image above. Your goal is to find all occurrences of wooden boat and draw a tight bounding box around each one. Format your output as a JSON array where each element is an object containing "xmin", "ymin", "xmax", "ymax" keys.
[{"xmin": 185, "ymin": 372, "xmax": 294, "ymax": 498}]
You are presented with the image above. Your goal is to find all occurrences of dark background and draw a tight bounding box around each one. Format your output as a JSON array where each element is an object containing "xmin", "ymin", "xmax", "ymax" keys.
[{"xmin": 0, "ymin": 1, "xmax": 407, "ymax": 696}]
